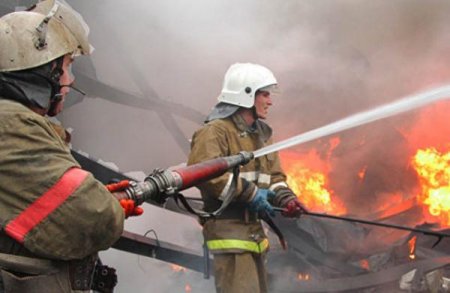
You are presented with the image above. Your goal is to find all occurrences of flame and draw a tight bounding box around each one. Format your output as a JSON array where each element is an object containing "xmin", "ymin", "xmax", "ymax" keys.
[
  {"xmin": 170, "ymin": 264, "xmax": 187, "ymax": 272},
  {"xmin": 358, "ymin": 166, "xmax": 367, "ymax": 180},
  {"xmin": 298, "ymin": 273, "xmax": 310, "ymax": 281},
  {"xmin": 359, "ymin": 259, "xmax": 370, "ymax": 270},
  {"xmin": 185, "ymin": 284, "xmax": 192, "ymax": 292},
  {"xmin": 408, "ymin": 236, "xmax": 417, "ymax": 260},
  {"xmin": 281, "ymin": 148, "xmax": 346, "ymax": 215},
  {"xmin": 326, "ymin": 137, "xmax": 341, "ymax": 159},
  {"xmin": 412, "ymin": 147, "xmax": 450, "ymax": 227}
]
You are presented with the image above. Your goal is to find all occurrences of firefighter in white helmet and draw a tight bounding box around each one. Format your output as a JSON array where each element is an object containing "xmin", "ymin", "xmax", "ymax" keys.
[
  {"xmin": 0, "ymin": 1, "xmax": 142, "ymax": 292},
  {"xmin": 188, "ymin": 63, "xmax": 307, "ymax": 293}
]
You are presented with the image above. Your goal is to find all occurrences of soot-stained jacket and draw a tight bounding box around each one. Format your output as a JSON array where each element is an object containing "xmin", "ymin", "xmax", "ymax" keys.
[
  {"xmin": 0, "ymin": 99, "xmax": 124, "ymax": 261},
  {"xmin": 187, "ymin": 113, "xmax": 296, "ymax": 254}
]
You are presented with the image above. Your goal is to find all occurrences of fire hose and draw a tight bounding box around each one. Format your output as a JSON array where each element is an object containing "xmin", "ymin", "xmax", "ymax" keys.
[
  {"xmin": 111, "ymin": 151, "xmax": 253, "ymax": 217},
  {"xmin": 273, "ymin": 207, "xmax": 450, "ymax": 247}
]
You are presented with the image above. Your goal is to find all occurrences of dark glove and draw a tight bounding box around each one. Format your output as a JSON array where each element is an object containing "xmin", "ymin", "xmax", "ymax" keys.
[
  {"xmin": 105, "ymin": 180, "xmax": 144, "ymax": 218},
  {"xmin": 282, "ymin": 198, "xmax": 308, "ymax": 218},
  {"xmin": 248, "ymin": 188, "xmax": 275, "ymax": 216}
]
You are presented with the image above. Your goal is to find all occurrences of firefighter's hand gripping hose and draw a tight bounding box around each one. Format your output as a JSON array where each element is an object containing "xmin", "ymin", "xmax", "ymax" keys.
[
  {"xmin": 106, "ymin": 180, "xmax": 144, "ymax": 218},
  {"xmin": 109, "ymin": 151, "xmax": 254, "ymax": 218},
  {"xmin": 282, "ymin": 198, "xmax": 308, "ymax": 218},
  {"xmin": 248, "ymin": 189, "xmax": 275, "ymax": 216}
]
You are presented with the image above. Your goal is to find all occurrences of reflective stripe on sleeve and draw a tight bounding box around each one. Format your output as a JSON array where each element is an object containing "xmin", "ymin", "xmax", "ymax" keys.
[
  {"xmin": 207, "ymin": 238, "xmax": 269, "ymax": 254},
  {"xmin": 5, "ymin": 167, "xmax": 88, "ymax": 244},
  {"xmin": 269, "ymin": 181, "xmax": 288, "ymax": 191},
  {"xmin": 240, "ymin": 171, "xmax": 258, "ymax": 181},
  {"xmin": 239, "ymin": 172, "xmax": 271, "ymax": 185},
  {"xmin": 258, "ymin": 173, "xmax": 271, "ymax": 185}
]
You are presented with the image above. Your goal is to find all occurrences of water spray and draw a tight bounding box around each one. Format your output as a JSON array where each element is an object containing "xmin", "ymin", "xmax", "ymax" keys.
[{"xmin": 254, "ymin": 85, "xmax": 450, "ymax": 158}]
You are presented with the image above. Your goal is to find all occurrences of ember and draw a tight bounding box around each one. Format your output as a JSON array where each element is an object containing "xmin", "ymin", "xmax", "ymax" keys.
[
  {"xmin": 357, "ymin": 166, "xmax": 367, "ymax": 180},
  {"xmin": 170, "ymin": 264, "xmax": 187, "ymax": 272},
  {"xmin": 408, "ymin": 236, "xmax": 417, "ymax": 260},
  {"xmin": 360, "ymin": 259, "xmax": 370, "ymax": 270},
  {"xmin": 297, "ymin": 273, "xmax": 310, "ymax": 281}
]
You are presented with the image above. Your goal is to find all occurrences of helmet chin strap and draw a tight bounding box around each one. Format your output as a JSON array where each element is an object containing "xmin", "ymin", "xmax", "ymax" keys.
[
  {"xmin": 46, "ymin": 57, "xmax": 65, "ymax": 116},
  {"xmin": 60, "ymin": 84, "xmax": 86, "ymax": 96},
  {"xmin": 47, "ymin": 84, "xmax": 87, "ymax": 117},
  {"xmin": 252, "ymin": 106, "xmax": 258, "ymax": 121}
]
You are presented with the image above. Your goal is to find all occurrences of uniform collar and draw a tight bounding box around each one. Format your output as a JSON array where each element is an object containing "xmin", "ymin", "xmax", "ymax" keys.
[{"xmin": 231, "ymin": 113, "xmax": 273, "ymax": 142}]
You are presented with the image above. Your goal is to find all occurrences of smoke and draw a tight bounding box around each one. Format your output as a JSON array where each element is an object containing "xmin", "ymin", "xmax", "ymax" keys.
[
  {"xmin": 4, "ymin": 0, "xmax": 450, "ymax": 291},
  {"xmin": 56, "ymin": 0, "xmax": 450, "ymax": 172},
  {"xmin": 62, "ymin": 1, "xmax": 450, "ymax": 291}
]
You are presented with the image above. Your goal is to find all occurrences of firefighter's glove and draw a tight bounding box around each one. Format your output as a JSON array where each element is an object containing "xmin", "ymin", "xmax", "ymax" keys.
[
  {"xmin": 119, "ymin": 199, "xmax": 144, "ymax": 218},
  {"xmin": 282, "ymin": 198, "xmax": 308, "ymax": 218},
  {"xmin": 105, "ymin": 179, "xmax": 130, "ymax": 192},
  {"xmin": 248, "ymin": 189, "xmax": 275, "ymax": 216},
  {"xmin": 105, "ymin": 180, "xmax": 144, "ymax": 218}
]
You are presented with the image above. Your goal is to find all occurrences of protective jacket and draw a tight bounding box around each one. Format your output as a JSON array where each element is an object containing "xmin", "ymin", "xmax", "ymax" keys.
[
  {"xmin": 187, "ymin": 113, "xmax": 295, "ymax": 255},
  {"xmin": 0, "ymin": 99, "xmax": 124, "ymax": 292}
]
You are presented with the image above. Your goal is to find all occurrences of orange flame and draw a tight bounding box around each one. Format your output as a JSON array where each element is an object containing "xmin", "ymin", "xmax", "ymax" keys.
[
  {"xmin": 412, "ymin": 147, "xmax": 450, "ymax": 227},
  {"xmin": 408, "ymin": 236, "xmax": 417, "ymax": 260},
  {"xmin": 359, "ymin": 259, "xmax": 370, "ymax": 270},
  {"xmin": 185, "ymin": 284, "xmax": 192, "ymax": 292},
  {"xmin": 297, "ymin": 273, "xmax": 310, "ymax": 281},
  {"xmin": 281, "ymin": 149, "xmax": 346, "ymax": 215},
  {"xmin": 358, "ymin": 166, "xmax": 367, "ymax": 180},
  {"xmin": 170, "ymin": 264, "xmax": 187, "ymax": 272}
]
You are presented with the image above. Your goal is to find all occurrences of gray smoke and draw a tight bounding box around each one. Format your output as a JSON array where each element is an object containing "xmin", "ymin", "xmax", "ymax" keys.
[{"xmin": 3, "ymin": 0, "xmax": 450, "ymax": 291}]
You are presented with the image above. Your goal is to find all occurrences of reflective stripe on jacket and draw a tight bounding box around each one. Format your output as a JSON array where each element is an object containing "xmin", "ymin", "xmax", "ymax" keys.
[
  {"xmin": 188, "ymin": 113, "xmax": 289, "ymax": 254},
  {"xmin": 5, "ymin": 167, "xmax": 88, "ymax": 244},
  {"xmin": 207, "ymin": 238, "xmax": 269, "ymax": 254},
  {"xmin": 0, "ymin": 99, "xmax": 124, "ymax": 260}
]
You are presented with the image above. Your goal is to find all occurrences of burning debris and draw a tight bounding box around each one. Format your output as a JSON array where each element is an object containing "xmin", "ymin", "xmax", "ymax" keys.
[
  {"xmin": 413, "ymin": 147, "xmax": 450, "ymax": 227},
  {"xmin": 268, "ymin": 101, "xmax": 450, "ymax": 292}
]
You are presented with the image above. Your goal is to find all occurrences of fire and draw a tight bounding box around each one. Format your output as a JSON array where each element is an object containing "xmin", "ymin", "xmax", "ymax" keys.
[
  {"xmin": 170, "ymin": 264, "xmax": 187, "ymax": 272},
  {"xmin": 297, "ymin": 273, "xmax": 310, "ymax": 281},
  {"xmin": 357, "ymin": 166, "xmax": 367, "ymax": 180},
  {"xmin": 408, "ymin": 236, "xmax": 417, "ymax": 260},
  {"xmin": 281, "ymin": 148, "xmax": 346, "ymax": 215},
  {"xmin": 412, "ymin": 147, "xmax": 450, "ymax": 226},
  {"xmin": 185, "ymin": 284, "xmax": 192, "ymax": 292},
  {"xmin": 359, "ymin": 259, "xmax": 370, "ymax": 270}
]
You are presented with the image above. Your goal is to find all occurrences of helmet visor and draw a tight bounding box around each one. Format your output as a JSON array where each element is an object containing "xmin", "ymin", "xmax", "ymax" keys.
[{"xmin": 258, "ymin": 84, "xmax": 280, "ymax": 96}]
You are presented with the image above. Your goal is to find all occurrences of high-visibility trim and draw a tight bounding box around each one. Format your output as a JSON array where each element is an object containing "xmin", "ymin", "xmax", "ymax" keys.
[
  {"xmin": 207, "ymin": 238, "xmax": 269, "ymax": 254},
  {"xmin": 258, "ymin": 173, "xmax": 271, "ymax": 185},
  {"xmin": 239, "ymin": 172, "xmax": 271, "ymax": 185},
  {"xmin": 240, "ymin": 171, "xmax": 257, "ymax": 181},
  {"xmin": 269, "ymin": 181, "xmax": 288, "ymax": 191},
  {"xmin": 5, "ymin": 167, "xmax": 88, "ymax": 244}
]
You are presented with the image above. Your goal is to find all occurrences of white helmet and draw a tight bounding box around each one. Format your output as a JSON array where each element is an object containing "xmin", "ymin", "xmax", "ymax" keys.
[
  {"xmin": 218, "ymin": 63, "xmax": 277, "ymax": 108},
  {"xmin": 0, "ymin": 0, "xmax": 92, "ymax": 72}
]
